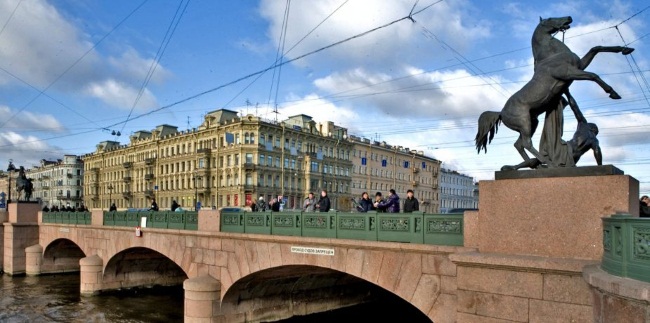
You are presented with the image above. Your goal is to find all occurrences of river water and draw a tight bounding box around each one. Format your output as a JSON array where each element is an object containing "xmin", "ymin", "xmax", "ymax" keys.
[{"xmin": 1, "ymin": 274, "xmax": 430, "ymax": 322}]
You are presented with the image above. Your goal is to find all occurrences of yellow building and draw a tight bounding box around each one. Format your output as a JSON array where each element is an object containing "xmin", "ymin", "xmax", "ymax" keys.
[
  {"xmin": 349, "ymin": 136, "xmax": 441, "ymax": 213},
  {"xmin": 83, "ymin": 109, "xmax": 353, "ymax": 211}
]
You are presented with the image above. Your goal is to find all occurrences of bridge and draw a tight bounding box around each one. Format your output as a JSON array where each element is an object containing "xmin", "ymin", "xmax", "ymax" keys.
[{"xmin": 2, "ymin": 171, "xmax": 650, "ymax": 322}]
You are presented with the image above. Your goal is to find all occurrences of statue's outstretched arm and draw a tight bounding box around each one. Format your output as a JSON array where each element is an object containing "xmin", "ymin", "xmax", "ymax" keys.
[{"xmin": 564, "ymin": 88, "xmax": 587, "ymax": 124}]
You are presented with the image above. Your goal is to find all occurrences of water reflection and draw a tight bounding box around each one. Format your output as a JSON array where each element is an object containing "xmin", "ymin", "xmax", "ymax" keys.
[{"xmin": 0, "ymin": 274, "xmax": 184, "ymax": 322}]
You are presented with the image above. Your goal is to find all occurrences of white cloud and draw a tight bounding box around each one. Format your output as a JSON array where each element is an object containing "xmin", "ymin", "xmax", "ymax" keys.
[
  {"xmin": 0, "ymin": 105, "xmax": 64, "ymax": 132},
  {"xmin": 0, "ymin": 132, "xmax": 61, "ymax": 166},
  {"xmin": 85, "ymin": 79, "xmax": 158, "ymax": 110},
  {"xmin": 257, "ymin": 0, "xmax": 490, "ymax": 68},
  {"xmin": 0, "ymin": 0, "xmax": 168, "ymax": 108}
]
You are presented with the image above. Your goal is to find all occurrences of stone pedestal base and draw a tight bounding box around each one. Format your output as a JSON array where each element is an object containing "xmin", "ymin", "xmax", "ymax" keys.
[
  {"xmin": 25, "ymin": 244, "xmax": 43, "ymax": 275},
  {"xmin": 451, "ymin": 252, "xmax": 596, "ymax": 323},
  {"xmin": 184, "ymin": 275, "xmax": 221, "ymax": 322},
  {"xmin": 80, "ymin": 255, "xmax": 104, "ymax": 296},
  {"xmin": 3, "ymin": 223, "xmax": 39, "ymax": 275},
  {"xmin": 583, "ymin": 265, "xmax": 650, "ymax": 323},
  {"xmin": 478, "ymin": 173, "xmax": 638, "ymax": 260},
  {"xmin": 9, "ymin": 202, "xmax": 41, "ymax": 223}
]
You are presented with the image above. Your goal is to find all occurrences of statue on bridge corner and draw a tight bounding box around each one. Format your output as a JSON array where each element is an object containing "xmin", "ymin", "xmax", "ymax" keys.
[
  {"xmin": 474, "ymin": 16, "xmax": 634, "ymax": 171},
  {"xmin": 15, "ymin": 166, "xmax": 34, "ymax": 202}
]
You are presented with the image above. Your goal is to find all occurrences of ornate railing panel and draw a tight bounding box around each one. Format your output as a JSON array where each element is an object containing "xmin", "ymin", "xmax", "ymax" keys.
[
  {"xmin": 102, "ymin": 211, "xmax": 198, "ymax": 230},
  {"xmin": 42, "ymin": 212, "xmax": 91, "ymax": 225},
  {"xmin": 220, "ymin": 211, "xmax": 464, "ymax": 246},
  {"xmin": 602, "ymin": 214, "xmax": 650, "ymax": 283}
]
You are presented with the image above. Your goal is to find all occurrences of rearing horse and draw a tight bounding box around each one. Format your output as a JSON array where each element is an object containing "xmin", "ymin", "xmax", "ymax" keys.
[
  {"xmin": 15, "ymin": 166, "xmax": 33, "ymax": 201},
  {"xmin": 475, "ymin": 16, "xmax": 633, "ymax": 168}
]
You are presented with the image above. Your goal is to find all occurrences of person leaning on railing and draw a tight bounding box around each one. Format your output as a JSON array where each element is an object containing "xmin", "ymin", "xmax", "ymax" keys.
[{"xmin": 375, "ymin": 189, "xmax": 400, "ymax": 213}]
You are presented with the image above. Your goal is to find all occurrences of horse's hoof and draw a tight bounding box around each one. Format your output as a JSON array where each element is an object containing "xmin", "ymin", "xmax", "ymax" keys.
[
  {"xmin": 623, "ymin": 47, "xmax": 635, "ymax": 55},
  {"xmin": 610, "ymin": 92, "xmax": 622, "ymax": 100},
  {"xmin": 501, "ymin": 165, "xmax": 516, "ymax": 171}
]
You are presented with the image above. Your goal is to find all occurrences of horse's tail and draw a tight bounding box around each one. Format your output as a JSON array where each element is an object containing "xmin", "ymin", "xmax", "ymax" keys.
[{"xmin": 475, "ymin": 111, "xmax": 502, "ymax": 154}]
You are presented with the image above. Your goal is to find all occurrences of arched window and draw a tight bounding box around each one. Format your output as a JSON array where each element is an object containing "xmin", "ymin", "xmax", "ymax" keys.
[
  {"xmin": 244, "ymin": 133, "xmax": 250, "ymax": 144},
  {"xmin": 250, "ymin": 133, "xmax": 255, "ymax": 145}
]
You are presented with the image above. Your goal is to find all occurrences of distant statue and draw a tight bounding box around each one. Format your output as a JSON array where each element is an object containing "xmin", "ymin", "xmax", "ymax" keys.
[
  {"xmin": 475, "ymin": 16, "xmax": 633, "ymax": 170},
  {"xmin": 15, "ymin": 166, "xmax": 33, "ymax": 201}
]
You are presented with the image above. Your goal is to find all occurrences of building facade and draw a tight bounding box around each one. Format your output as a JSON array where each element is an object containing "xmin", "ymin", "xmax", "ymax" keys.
[
  {"xmin": 82, "ymin": 110, "xmax": 354, "ymax": 211},
  {"xmin": 349, "ymin": 136, "xmax": 441, "ymax": 213},
  {"xmin": 439, "ymin": 168, "xmax": 478, "ymax": 213},
  {"xmin": 27, "ymin": 155, "xmax": 85, "ymax": 208}
]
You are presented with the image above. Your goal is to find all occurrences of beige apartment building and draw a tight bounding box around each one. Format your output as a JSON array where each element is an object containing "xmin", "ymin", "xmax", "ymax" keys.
[
  {"xmin": 27, "ymin": 155, "xmax": 85, "ymax": 209},
  {"xmin": 82, "ymin": 109, "xmax": 354, "ymax": 211},
  {"xmin": 349, "ymin": 136, "xmax": 441, "ymax": 213}
]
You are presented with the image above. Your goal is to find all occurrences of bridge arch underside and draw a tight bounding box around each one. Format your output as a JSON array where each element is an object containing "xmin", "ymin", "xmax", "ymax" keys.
[
  {"xmin": 42, "ymin": 238, "xmax": 86, "ymax": 274},
  {"xmin": 102, "ymin": 247, "xmax": 187, "ymax": 291},
  {"xmin": 221, "ymin": 265, "xmax": 431, "ymax": 322}
]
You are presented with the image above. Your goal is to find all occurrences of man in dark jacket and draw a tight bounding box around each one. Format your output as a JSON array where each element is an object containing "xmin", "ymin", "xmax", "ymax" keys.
[
  {"xmin": 374, "ymin": 192, "xmax": 386, "ymax": 213},
  {"xmin": 376, "ymin": 189, "xmax": 400, "ymax": 213},
  {"xmin": 316, "ymin": 190, "xmax": 331, "ymax": 212},
  {"xmin": 171, "ymin": 200, "xmax": 180, "ymax": 212},
  {"xmin": 358, "ymin": 192, "xmax": 375, "ymax": 212},
  {"xmin": 403, "ymin": 189, "xmax": 419, "ymax": 213}
]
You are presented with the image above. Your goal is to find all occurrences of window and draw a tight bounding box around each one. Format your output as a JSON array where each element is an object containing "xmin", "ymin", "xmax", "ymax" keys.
[
  {"xmin": 260, "ymin": 134, "xmax": 266, "ymax": 144},
  {"xmin": 244, "ymin": 133, "xmax": 250, "ymax": 144},
  {"xmin": 267, "ymin": 156, "xmax": 272, "ymax": 166},
  {"xmin": 275, "ymin": 136, "xmax": 280, "ymax": 148},
  {"xmin": 235, "ymin": 133, "xmax": 240, "ymax": 144},
  {"xmin": 234, "ymin": 154, "xmax": 240, "ymax": 165},
  {"xmin": 311, "ymin": 162, "xmax": 319, "ymax": 172},
  {"xmin": 275, "ymin": 157, "xmax": 280, "ymax": 167},
  {"xmin": 246, "ymin": 153, "xmax": 253, "ymax": 163},
  {"xmin": 259, "ymin": 154, "xmax": 265, "ymax": 165},
  {"xmin": 227, "ymin": 155, "xmax": 232, "ymax": 166},
  {"xmin": 259, "ymin": 174, "xmax": 265, "ymax": 186},
  {"xmin": 198, "ymin": 158, "xmax": 205, "ymax": 168}
]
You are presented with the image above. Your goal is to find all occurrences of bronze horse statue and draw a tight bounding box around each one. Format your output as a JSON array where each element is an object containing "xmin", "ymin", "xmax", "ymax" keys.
[
  {"xmin": 475, "ymin": 16, "xmax": 633, "ymax": 169},
  {"xmin": 15, "ymin": 166, "xmax": 33, "ymax": 201}
]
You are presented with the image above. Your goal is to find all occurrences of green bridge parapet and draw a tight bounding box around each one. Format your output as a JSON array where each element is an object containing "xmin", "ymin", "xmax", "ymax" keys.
[
  {"xmin": 220, "ymin": 211, "xmax": 464, "ymax": 246},
  {"xmin": 602, "ymin": 214, "xmax": 650, "ymax": 283},
  {"xmin": 101, "ymin": 211, "xmax": 199, "ymax": 230},
  {"xmin": 42, "ymin": 211, "xmax": 92, "ymax": 225}
]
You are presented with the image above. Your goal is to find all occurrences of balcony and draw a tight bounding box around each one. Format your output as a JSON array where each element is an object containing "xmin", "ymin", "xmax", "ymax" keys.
[
  {"xmin": 411, "ymin": 181, "xmax": 418, "ymax": 187},
  {"xmin": 90, "ymin": 168, "xmax": 99, "ymax": 173},
  {"xmin": 412, "ymin": 167, "xmax": 420, "ymax": 173},
  {"xmin": 144, "ymin": 190, "xmax": 154, "ymax": 198},
  {"xmin": 91, "ymin": 193, "xmax": 99, "ymax": 201},
  {"xmin": 67, "ymin": 173, "xmax": 73, "ymax": 178},
  {"xmin": 144, "ymin": 174, "xmax": 155, "ymax": 181},
  {"xmin": 145, "ymin": 157, "xmax": 156, "ymax": 165},
  {"xmin": 244, "ymin": 162, "xmax": 256, "ymax": 171},
  {"xmin": 42, "ymin": 184, "xmax": 50, "ymax": 189},
  {"xmin": 122, "ymin": 191, "xmax": 132, "ymax": 199},
  {"xmin": 123, "ymin": 162, "xmax": 133, "ymax": 169},
  {"xmin": 197, "ymin": 148, "xmax": 211, "ymax": 154},
  {"xmin": 244, "ymin": 184, "xmax": 255, "ymax": 192},
  {"xmin": 123, "ymin": 176, "xmax": 132, "ymax": 182},
  {"xmin": 42, "ymin": 175, "xmax": 50, "ymax": 180}
]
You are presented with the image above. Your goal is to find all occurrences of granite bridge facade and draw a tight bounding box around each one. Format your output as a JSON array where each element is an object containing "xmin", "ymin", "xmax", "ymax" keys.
[{"xmin": 3, "ymin": 171, "xmax": 650, "ymax": 322}]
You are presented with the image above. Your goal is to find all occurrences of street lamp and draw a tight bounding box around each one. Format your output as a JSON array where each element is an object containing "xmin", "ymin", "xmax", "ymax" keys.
[
  {"xmin": 7, "ymin": 160, "xmax": 15, "ymax": 204},
  {"xmin": 107, "ymin": 184, "xmax": 113, "ymax": 209},
  {"xmin": 193, "ymin": 168, "xmax": 200, "ymax": 211}
]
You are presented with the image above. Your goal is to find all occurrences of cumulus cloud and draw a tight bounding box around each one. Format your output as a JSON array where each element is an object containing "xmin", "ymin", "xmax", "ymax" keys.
[
  {"xmin": 0, "ymin": 105, "xmax": 65, "ymax": 132},
  {"xmin": 257, "ymin": 0, "xmax": 490, "ymax": 68},
  {"xmin": 313, "ymin": 66, "xmax": 511, "ymax": 118},
  {"xmin": 0, "ymin": 132, "xmax": 62, "ymax": 166},
  {"xmin": 0, "ymin": 0, "xmax": 169, "ymax": 109},
  {"xmin": 85, "ymin": 79, "xmax": 158, "ymax": 110}
]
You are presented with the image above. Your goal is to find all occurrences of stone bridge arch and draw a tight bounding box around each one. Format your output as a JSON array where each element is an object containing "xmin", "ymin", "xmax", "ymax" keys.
[
  {"xmin": 221, "ymin": 264, "xmax": 433, "ymax": 322},
  {"xmin": 216, "ymin": 237, "xmax": 461, "ymax": 322},
  {"xmin": 41, "ymin": 238, "xmax": 86, "ymax": 273},
  {"xmin": 101, "ymin": 247, "xmax": 188, "ymax": 290}
]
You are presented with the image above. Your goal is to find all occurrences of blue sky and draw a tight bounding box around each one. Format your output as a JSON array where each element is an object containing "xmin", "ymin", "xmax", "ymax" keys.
[{"xmin": 1, "ymin": 0, "xmax": 649, "ymax": 193}]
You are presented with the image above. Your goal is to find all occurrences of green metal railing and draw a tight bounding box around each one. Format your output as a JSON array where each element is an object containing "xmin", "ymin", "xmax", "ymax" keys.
[
  {"xmin": 42, "ymin": 212, "xmax": 92, "ymax": 225},
  {"xmin": 602, "ymin": 214, "xmax": 650, "ymax": 283},
  {"xmin": 220, "ymin": 211, "xmax": 464, "ymax": 246},
  {"xmin": 103, "ymin": 211, "xmax": 199, "ymax": 230}
]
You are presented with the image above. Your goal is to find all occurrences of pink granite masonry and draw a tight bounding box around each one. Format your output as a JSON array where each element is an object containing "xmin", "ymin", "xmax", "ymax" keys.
[
  {"xmin": 9, "ymin": 203, "xmax": 41, "ymax": 223},
  {"xmin": 478, "ymin": 174, "xmax": 638, "ymax": 260}
]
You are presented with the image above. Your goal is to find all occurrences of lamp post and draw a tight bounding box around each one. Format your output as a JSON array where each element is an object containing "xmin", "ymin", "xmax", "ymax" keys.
[
  {"xmin": 107, "ymin": 184, "xmax": 113, "ymax": 209},
  {"xmin": 7, "ymin": 160, "xmax": 15, "ymax": 204},
  {"xmin": 193, "ymin": 168, "xmax": 199, "ymax": 211}
]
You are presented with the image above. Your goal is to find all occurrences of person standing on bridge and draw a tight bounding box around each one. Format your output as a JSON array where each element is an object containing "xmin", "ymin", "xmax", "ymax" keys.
[
  {"xmin": 303, "ymin": 192, "xmax": 316, "ymax": 212},
  {"xmin": 109, "ymin": 203, "xmax": 117, "ymax": 212},
  {"xmin": 171, "ymin": 200, "xmax": 179, "ymax": 212},
  {"xmin": 375, "ymin": 189, "xmax": 400, "ymax": 213},
  {"xmin": 149, "ymin": 198, "xmax": 159, "ymax": 211},
  {"xmin": 315, "ymin": 190, "xmax": 331, "ymax": 212}
]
